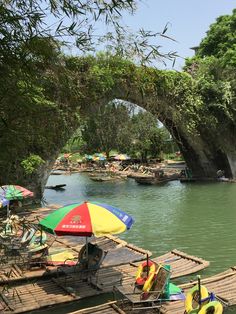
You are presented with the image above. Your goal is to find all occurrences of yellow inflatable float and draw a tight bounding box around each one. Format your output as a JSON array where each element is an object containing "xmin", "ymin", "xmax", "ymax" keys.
[
  {"xmin": 185, "ymin": 284, "xmax": 209, "ymax": 313},
  {"xmin": 198, "ymin": 301, "xmax": 223, "ymax": 314},
  {"xmin": 185, "ymin": 282, "xmax": 223, "ymax": 314},
  {"xmin": 135, "ymin": 260, "xmax": 157, "ymax": 287}
]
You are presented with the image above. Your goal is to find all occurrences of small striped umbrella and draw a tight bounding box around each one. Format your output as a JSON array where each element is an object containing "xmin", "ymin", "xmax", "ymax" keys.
[
  {"xmin": 0, "ymin": 185, "xmax": 34, "ymax": 216},
  {"xmin": 0, "ymin": 185, "xmax": 34, "ymax": 200}
]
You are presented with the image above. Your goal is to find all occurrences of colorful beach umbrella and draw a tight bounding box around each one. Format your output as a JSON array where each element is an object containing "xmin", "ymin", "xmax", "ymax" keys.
[
  {"xmin": 94, "ymin": 153, "xmax": 106, "ymax": 158},
  {"xmin": 84, "ymin": 154, "xmax": 93, "ymax": 161},
  {"xmin": 0, "ymin": 185, "xmax": 34, "ymax": 201},
  {"xmin": 92, "ymin": 155, "xmax": 106, "ymax": 161},
  {"xmin": 39, "ymin": 201, "xmax": 134, "ymax": 267},
  {"xmin": 114, "ymin": 154, "xmax": 131, "ymax": 161},
  {"xmin": 39, "ymin": 201, "xmax": 134, "ymax": 237},
  {"xmin": 0, "ymin": 185, "xmax": 34, "ymax": 216}
]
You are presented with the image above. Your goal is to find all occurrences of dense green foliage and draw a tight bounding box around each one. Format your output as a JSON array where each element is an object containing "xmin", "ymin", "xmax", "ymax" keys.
[
  {"xmin": 184, "ymin": 9, "xmax": 236, "ymax": 151},
  {"xmin": 81, "ymin": 103, "xmax": 132, "ymax": 158},
  {"xmin": 77, "ymin": 103, "xmax": 171, "ymax": 160},
  {"xmin": 130, "ymin": 112, "xmax": 169, "ymax": 161},
  {"xmin": 21, "ymin": 155, "xmax": 45, "ymax": 175},
  {"xmin": 1, "ymin": 4, "xmax": 236, "ymax": 195},
  {"xmin": 197, "ymin": 9, "xmax": 236, "ymax": 63}
]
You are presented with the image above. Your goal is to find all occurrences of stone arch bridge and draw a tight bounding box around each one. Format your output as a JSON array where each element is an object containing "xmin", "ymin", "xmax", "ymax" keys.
[{"xmin": 0, "ymin": 56, "xmax": 235, "ymax": 198}]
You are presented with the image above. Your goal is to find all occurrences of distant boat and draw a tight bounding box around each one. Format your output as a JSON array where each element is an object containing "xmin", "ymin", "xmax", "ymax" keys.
[
  {"xmin": 50, "ymin": 171, "xmax": 63, "ymax": 175},
  {"xmin": 90, "ymin": 175, "xmax": 123, "ymax": 182},
  {"xmin": 45, "ymin": 184, "xmax": 66, "ymax": 190},
  {"xmin": 179, "ymin": 178, "xmax": 197, "ymax": 183},
  {"xmin": 135, "ymin": 173, "xmax": 179, "ymax": 185}
]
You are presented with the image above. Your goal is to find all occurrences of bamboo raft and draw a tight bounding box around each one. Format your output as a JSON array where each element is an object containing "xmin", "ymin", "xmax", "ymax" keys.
[
  {"xmin": 0, "ymin": 206, "xmax": 210, "ymax": 313},
  {"xmin": 91, "ymin": 249, "xmax": 210, "ymax": 292},
  {"xmin": 0, "ymin": 234, "xmax": 151, "ymax": 285},
  {"xmin": 0, "ymin": 248, "xmax": 210, "ymax": 313}
]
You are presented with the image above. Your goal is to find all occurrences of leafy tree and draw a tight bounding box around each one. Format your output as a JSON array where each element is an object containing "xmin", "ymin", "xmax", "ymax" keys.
[
  {"xmin": 181, "ymin": 9, "xmax": 236, "ymax": 177},
  {"xmin": 196, "ymin": 9, "xmax": 236, "ymax": 62},
  {"xmin": 184, "ymin": 9, "xmax": 236, "ymax": 130},
  {"xmin": 149, "ymin": 126, "xmax": 172, "ymax": 157},
  {"xmin": 81, "ymin": 103, "xmax": 131, "ymax": 158},
  {"xmin": 131, "ymin": 112, "xmax": 167, "ymax": 162},
  {"xmin": 0, "ymin": 0, "xmax": 177, "ymax": 70},
  {"xmin": 62, "ymin": 127, "xmax": 85, "ymax": 153}
]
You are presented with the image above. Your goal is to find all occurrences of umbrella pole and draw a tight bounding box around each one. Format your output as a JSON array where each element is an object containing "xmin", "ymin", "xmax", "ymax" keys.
[
  {"xmin": 86, "ymin": 237, "xmax": 89, "ymax": 266},
  {"xmin": 198, "ymin": 275, "xmax": 202, "ymax": 309},
  {"xmin": 40, "ymin": 225, "xmax": 43, "ymax": 245},
  {"xmin": 7, "ymin": 203, "xmax": 10, "ymax": 218}
]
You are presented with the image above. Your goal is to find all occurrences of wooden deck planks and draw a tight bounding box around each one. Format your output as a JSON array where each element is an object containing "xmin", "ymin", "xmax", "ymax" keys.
[
  {"xmin": 0, "ymin": 279, "xmax": 74, "ymax": 313},
  {"xmin": 88, "ymin": 249, "xmax": 210, "ymax": 292},
  {"xmin": 0, "ymin": 278, "xmax": 101, "ymax": 313},
  {"xmin": 153, "ymin": 249, "xmax": 210, "ymax": 279},
  {"xmin": 0, "ymin": 248, "xmax": 210, "ymax": 313},
  {"xmin": 0, "ymin": 234, "xmax": 151, "ymax": 286}
]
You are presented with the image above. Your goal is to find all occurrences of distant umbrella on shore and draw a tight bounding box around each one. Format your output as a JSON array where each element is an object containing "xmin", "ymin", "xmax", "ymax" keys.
[
  {"xmin": 84, "ymin": 154, "xmax": 93, "ymax": 161},
  {"xmin": 92, "ymin": 155, "xmax": 106, "ymax": 161},
  {"xmin": 114, "ymin": 154, "xmax": 131, "ymax": 161}
]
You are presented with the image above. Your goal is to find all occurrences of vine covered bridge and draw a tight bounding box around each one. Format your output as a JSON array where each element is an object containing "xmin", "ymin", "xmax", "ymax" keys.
[{"xmin": 0, "ymin": 55, "xmax": 235, "ymax": 198}]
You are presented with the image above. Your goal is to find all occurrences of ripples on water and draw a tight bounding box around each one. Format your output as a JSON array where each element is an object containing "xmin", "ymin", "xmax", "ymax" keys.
[{"xmin": 44, "ymin": 173, "xmax": 236, "ymax": 313}]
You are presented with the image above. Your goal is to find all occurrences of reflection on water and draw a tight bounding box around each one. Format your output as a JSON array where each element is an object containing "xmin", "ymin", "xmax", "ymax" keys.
[{"xmin": 43, "ymin": 173, "xmax": 236, "ymax": 313}]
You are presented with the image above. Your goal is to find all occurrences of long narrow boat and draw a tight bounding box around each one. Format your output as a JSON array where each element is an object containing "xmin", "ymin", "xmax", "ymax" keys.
[
  {"xmin": 135, "ymin": 173, "xmax": 179, "ymax": 185},
  {"xmin": 45, "ymin": 184, "xmax": 66, "ymax": 190}
]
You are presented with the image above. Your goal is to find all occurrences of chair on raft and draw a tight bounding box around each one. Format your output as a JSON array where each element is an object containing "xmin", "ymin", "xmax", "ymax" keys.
[
  {"xmin": 144, "ymin": 264, "xmax": 171, "ymax": 301},
  {"xmin": 46, "ymin": 242, "xmax": 106, "ymax": 269},
  {"xmin": 134, "ymin": 260, "xmax": 171, "ymax": 301},
  {"xmin": 21, "ymin": 229, "xmax": 49, "ymax": 269},
  {"xmin": 0, "ymin": 221, "xmax": 39, "ymax": 265},
  {"xmin": 50, "ymin": 243, "xmax": 107, "ymax": 282},
  {"xmin": 115, "ymin": 263, "xmax": 177, "ymax": 312}
]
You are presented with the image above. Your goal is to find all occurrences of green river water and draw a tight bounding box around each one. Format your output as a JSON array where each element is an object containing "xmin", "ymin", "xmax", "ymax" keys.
[{"xmin": 38, "ymin": 172, "xmax": 236, "ymax": 313}]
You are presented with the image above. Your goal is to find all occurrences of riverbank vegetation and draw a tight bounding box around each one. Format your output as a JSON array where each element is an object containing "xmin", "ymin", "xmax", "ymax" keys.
[{"xmin": 64, "ymin": 104, "xmax": 174, "ymax": 162}]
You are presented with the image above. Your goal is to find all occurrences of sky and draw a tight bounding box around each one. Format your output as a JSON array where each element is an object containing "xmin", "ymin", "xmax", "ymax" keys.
[
  {"xmin": 117, "ymin": 0, "xmax": 235, "ymax": 69},
  {"xmin": 59, "ymin": 0, "xmax": 235, "ymax": 70}
]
